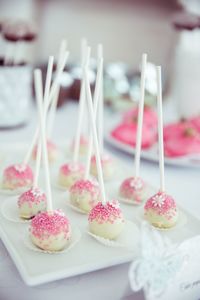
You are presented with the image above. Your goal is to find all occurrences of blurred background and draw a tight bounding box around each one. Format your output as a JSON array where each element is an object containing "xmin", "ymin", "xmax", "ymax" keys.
[
  {"xmin": 0, "ymin": 0, "xmax": 180, "ymax": 66},
  {"xmin": 1, "ymin": 0, "xmax": 200, "ymax": 134}
]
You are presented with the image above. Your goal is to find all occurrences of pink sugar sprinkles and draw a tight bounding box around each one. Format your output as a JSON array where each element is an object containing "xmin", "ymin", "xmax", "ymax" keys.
[
  {"xmin": 144, "ymin": 192, "xmax": 177, "ymax": 219},
  {"xmin": 88, "ymin": 201, "xmax": 124, "ymax": 224},
  {"xmin": 18, "ymin": 187, "xmax": 46, "ymax": 207},
  {"xmin": 30, "ymin": 210, "xmax": 71, "ymax": 239}
]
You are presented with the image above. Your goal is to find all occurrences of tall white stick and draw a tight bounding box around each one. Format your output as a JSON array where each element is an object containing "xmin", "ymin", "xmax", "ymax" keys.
[
  {"xmin": 47, "ymin": 39, "xmax": 67, "ymax": 137},
  {"xmin": 134, "ymin": 53, "xmax": 147, "ymax": 178},
  {"xmin": 33, "ymin": 139, "xmax": 41, "ymax": 188},
  {"xmin": 156, "ymin": 66, "xmax": 165, "ymax": 192},
  {"xmin": 84, "ymin": 57, "xmax": 103, "ymax": 179},
  {"xmin": 84, "ymin": 67, "xmax": 106, "ymax": 205},
  {"xmin": 23, "ymin": 52, "xmax": 68, "ymax": 165},
  {"xmin": 34, "ymin": 69, "xmax": 53, "ymax": 211},
  {"xmin": 73, "ymin": 46, "xmax": 91, "ymax": 163},
  {"xmin": 97, "ymin": 43, "xmax": 104, "ymax": 153}
]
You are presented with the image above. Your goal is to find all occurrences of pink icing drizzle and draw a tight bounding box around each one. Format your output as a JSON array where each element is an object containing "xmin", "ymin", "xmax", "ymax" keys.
[
  {"xmin": 18, "ymin": 187, "xmax": 46, "ymax": 208},
  {"xmin": 88, "ymin": 200, "xmax": 124, "ymax": 224},
  {"xmin": 30, "ymin": 210, "xmax": 71, "ymax": 239}
]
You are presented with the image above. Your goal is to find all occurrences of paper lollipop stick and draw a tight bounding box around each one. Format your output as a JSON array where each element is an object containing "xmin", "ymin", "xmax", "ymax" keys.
[
  {"xmin": 47, "ymin": 39, "xmax": 67, "ymax": 137},
  {"xmin": 34, "ymin": 69, "xmax": 53, "ymax": 211},
  {"xmin": 84, "ymin": 57, "xmax": 103, "ymax": 179},
  {"xmin": 97, "ymin": 43, "xmax": 104, "ymax": 153},
  {"xmin": 23, "ymin": 56, "xmax": 54, "ymax": 165},
  {"xmin": 84, "ymin": 66, "xmax": 106, "ymax": 205},
  {"xmin": 134, "ymin": 53, "xmax": 147, "ymax": 178},
  {"xmin": 73, "ymin": 46, "xmax": 91, "ymax": 163},
  {"xmin": 156, "ymin": 66, "xmax": 165, "ymax": 192}
]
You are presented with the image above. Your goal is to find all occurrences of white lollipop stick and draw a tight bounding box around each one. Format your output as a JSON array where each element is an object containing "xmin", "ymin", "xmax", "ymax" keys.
[
  {"xmin": 73, "ymin": 46, "xmax": 91, "ymax": 163},
  {"xmin": 84, "ymin": 67, "xmax": 106, "ymax": 205},
  {"xmin": 23, "ymin": 56, "xmax": 54, "ymax": 165},
  {"xmin": 47, "ymin": 39, "xmax": 67, "ymax": 137},
  {"xmin": 23, "ymin": 52, "xmax": 68, "ymax": 165},
  {"xmin": 97, "ymin": 43, "xmax": 104, "ymax": 153},
  {"xmin": 47, "ymin": 51, "xmax": 69, "ymax": 110},
  {"xmin": 156, "ymin": 66, "xmax": 165, "ymax": 192},
  {"xmin": 134, "ymin": 53, "xmax": 147, "ymax": 178},
  {"xmin": 34, "ymin": 69, "xmax": 53, "ymax": 211},
  {"xmin": 84, "ymin": 57, "xmax": 103, "ymax": 179},
  {"xmin": 33, "ymin": 138, "xmax": 41, "ymax": 188}
]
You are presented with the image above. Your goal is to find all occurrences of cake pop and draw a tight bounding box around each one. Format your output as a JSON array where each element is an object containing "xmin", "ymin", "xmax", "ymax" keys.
[
  {"xmin": 32, "ymin": 140, "xmax": 58, "ymax": 162},
  {"xmin": 31, "ymin": 68, "xmax": 72, "ymax": 252},
  {"xmin": 90, "ymin": 153, "xmax": 114, "ymax": 180},
  {"xmin": 2, "ymin": 163, "xmax": 33, "ymax": 190},
  {"xmin": 30, "ymin": 210, "xmax": 71, "ymax": 251},
  {"xmin": 88, "ymin": 200, "xmax": 124, "ymax": 239},
  {"xmin": 18, "ymin": 187, "xmax": 46, "ymax": 219},
  {"xmin": 58, "ymin": 162, "xmax": 85, "ymax": 189},
  {"xmin": 119, "ymin": 177, "xmax": 148, "ymax": 204},
  {"xmin": 84, "ymin": 58, "xmax": 125, "ymax": 240},
  {"xmin": 119, "ymin": 54, "xmax": 149, "ymax": 204},
  {"xmin": 70, "ymin": 135, "xmax": 89, "ymax": 156},
  {"xmin": 144, "ymin": 192, "xmax": 178, "ymax": 229},
  {"xmin": 70, "ymin": 178, "xmax": 100, "ymax": 213},
  {"xmin": 144, "ymin": 66, "xmax": 179, "ymax": 229},
  {"xmin": 69, "ymin": 54, "xmax": 104, "ymax": 213}
]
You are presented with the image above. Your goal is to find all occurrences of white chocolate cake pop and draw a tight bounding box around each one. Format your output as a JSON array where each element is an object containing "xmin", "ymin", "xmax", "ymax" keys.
[
  {"xmin": 32, "ymin": 140, "xmax": 58, "ymax": 163},
  {"xmin": 90, "ymin": 153, "xmax": 114, "ymax": 180},
  {"xmin": 58, "ymin": 162, "xmax": 85, "ymax": 189},
  {"xmin": 2, "ymin": 163, "xmax": 33, "ymax": 190},
  {"xmin": 119, "ymin": 176, "xmax": 148, "ymax": 204},
  {"xmin": 69, "ymin": 178, "xmax": 100, "ymax": 213},
  {"xmin": 30, "ymin": 210, "xmax": 71, "ymax": 251},
  {"xmin": 88, "ymin": 200, "xmax": 124, "ymax": 239},
  {"xmin": 71, "ymin": 135, "xmax": 89, "ymax": 156},
  {"xmin": 144, "ymin": 192, "xmax": 178, "ymax": 229},
  {"xmin": 119, "ymin": 54, "xmax": 148, "ymax": 204},
  {"xmin": 18, "ymin": 187, "xmax": 47, "ymax": 219}
]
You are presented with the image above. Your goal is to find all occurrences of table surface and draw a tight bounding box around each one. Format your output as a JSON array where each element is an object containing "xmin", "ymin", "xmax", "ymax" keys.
[{"xmin": 0, "ymin": 102, "xmax": 200, "ymax": 300}]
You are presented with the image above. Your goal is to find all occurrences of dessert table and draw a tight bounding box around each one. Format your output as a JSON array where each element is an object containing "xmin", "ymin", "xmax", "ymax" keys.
[{"xmin": 0, "ymin": 102, "xmax": 200, "ymax": 300}]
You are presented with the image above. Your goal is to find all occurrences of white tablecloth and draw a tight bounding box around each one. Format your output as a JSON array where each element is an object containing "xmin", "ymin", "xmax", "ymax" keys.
[{"xmin": 0, "ymin": 102, "xmax": 199, "ymax": 300}]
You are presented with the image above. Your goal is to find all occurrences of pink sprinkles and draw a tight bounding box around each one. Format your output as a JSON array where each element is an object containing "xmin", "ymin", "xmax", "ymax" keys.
[
  {"xmin": 30, "ymin": 210, "xmax": 71, "ymax": 239},
  {"xmin": 120, "ymin": 177, "xmax": 145, "ymax": 203},
  {"xmin": 60, "ymin": 162, "xmax": 85, "ymax": 175},
  {"xmin": 18, "ymin": 187, "xmax": 46, "ymax": 208},
  {"xmin": 3, "ymin": 164, "xmax": 33, "ymax": 187},
  {"xmin": 144, "ymin": 191, "xmax": 177, "ymax": 219},
  {"xmin": 88, "ymin": 200, "xmax": 124, "ymax": 224},
  {"xmin": 70, "ymin": 179, "xmax": 99, "ymax": 194}
]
